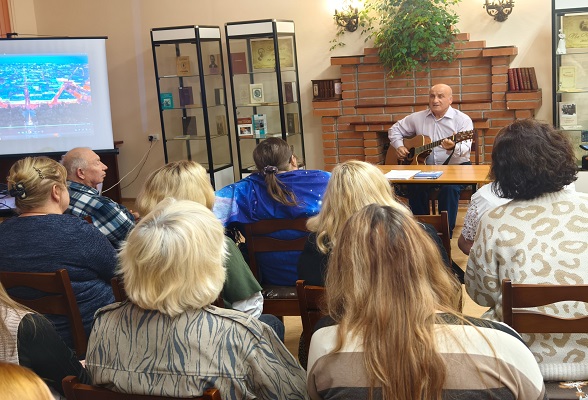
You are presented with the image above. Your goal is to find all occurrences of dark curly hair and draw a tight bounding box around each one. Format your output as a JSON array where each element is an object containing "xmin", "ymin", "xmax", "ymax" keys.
[{"xmin": 490, "ymin": 119, "xmax": 577, "ymax": 200}]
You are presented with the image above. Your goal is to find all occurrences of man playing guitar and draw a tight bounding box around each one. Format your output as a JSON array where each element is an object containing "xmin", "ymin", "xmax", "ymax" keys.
[{"xmin": 388, "ymin": 83, "xmax": 474, "ymax": 236}]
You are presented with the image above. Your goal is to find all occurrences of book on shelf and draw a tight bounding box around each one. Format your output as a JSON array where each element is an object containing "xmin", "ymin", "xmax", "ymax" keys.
[
  {"xmin": 182, "ymin": 116, "xmax": 197, "ymax": 136},
  {"xmin": 160, "ymin": 92, "xmax": 174, "ymax": 109},
  {"xmin": 286, "ymin": 112, "xmax": 299, "ymax": 134},
  {"xmin": 208, "ymin": 54, "xmax": 220, "ymax": 75},
  {"xmin": 559, "ymin": 102, "xmax": 578, "ymax": 128},
  {"xmin": 214, "ymin": 88, "xmax": 225, "ymax": 106},
  {"xmin": 249, "ymin": 83, "xmax": 264, "ymax": 103},
  {"xmin": 413, "ymin": 171, "xmax": 444, "ymax": 179},
  {"xmin": 384, "ymin": 169, "xmax": 421, "ymax": 180},
  {"xmin": 528, "ymin": 67, "xmax": 539, "ymax": 90},
  {"xmin": 284, "ymin": 81, "xmax": 298, "ymax": 103},
  {"xmin": 252, "ymin": 114, "xmax": 267, "ymax": 136},
  {"xmin": 559, "ymin": 66, "xmax": 576, "ymax": 91},
  {"xmin": 176, "ymin": 56, "xmax": 191, "ymax": 76},
  {"xmin": 515, "ymin": 68, "xmax": 524, "ymax": 90},
  {"xmin": 215, "ymin": 115, "xmax": 227, "ymax": 136},
  {"xmin": 230, "ymin": 52, "xmax": 247, "ymax": 74},
  {"xmin": 521, "ymin": 68, "xmax": 531, "ymax": 90},
  {"xmin": 237, "ymin": 117, "xmax": 253, "ymax": 137},
  {"xmin": 178, "ymin": 86, "xmax": 194, "ymax": 107},
  {"xmin": 507, "ymin": 69, "xmax": 517, "ymax": 91}
]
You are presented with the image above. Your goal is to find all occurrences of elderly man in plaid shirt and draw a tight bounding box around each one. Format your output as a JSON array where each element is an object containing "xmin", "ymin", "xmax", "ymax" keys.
[{"xmin": 62, "ymin": 147, "xmax": 137, "ymax": 249}]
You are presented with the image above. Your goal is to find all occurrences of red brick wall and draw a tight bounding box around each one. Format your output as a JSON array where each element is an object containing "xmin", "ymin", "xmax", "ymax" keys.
[{"xmin": 312, "ymin": 34, "xmax": 542, "ymax": 171}]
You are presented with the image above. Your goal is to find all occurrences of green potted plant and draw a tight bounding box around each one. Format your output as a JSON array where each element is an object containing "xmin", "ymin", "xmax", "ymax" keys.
[{"xmin": 332, "ymin": 0, "xmax": 462, "ymax": 77}]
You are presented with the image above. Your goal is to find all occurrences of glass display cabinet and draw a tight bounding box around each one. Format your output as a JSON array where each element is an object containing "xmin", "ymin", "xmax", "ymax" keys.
[
  {"xmin": 553, "ymin": 1, "xmax": 588, "ymax": 167},
  {"xmin": 151, "ymin": 25, "xmax": 234, "ymax": 188},
  {"xmin": 225, "ymin": 19, "xmax": 305, "ymax": 177}
]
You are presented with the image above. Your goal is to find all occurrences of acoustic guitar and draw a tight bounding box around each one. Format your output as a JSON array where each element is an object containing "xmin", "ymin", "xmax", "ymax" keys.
[{"xmin": 388, "ymin": 130, "xmax": 474, "ymax": 165}]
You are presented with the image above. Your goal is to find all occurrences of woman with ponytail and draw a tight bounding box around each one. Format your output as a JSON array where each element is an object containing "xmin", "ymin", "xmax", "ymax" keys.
[{"xmin": 214, "ymin": 138, "xmax": 330, "ymax": 286}]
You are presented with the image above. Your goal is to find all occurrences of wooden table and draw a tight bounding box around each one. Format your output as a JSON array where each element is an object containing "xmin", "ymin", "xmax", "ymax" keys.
[{"xmin": 377, "ymin": 164, "xmax": 491, "ymax": 185}]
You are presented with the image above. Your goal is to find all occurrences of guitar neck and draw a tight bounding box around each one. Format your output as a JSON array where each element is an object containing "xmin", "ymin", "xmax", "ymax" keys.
[{"xmin": 413, "ymin": 132, "xmax": 470, "ymax": 155}]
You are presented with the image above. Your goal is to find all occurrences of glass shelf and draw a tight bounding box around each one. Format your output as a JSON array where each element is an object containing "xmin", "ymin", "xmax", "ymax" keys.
[
  {"xmin": 238, "ymin": 132, "xmax": 301, "ymax": 140},
  {"xmin": 168, "ymin": 133, "xmax": 230, "ymax": 141}
]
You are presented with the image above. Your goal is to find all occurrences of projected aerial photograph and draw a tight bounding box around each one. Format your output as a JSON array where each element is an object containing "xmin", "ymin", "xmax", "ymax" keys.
[{"xmin": 0, "ymin": 54, "xmax": 93, "ymax": 140}]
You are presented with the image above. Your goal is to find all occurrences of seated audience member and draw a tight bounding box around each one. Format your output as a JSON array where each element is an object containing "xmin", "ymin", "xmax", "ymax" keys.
[
  {"xmin": 298, "ymin": 160, "xmax": 453, "ymax": 287},
  {"xmin": 135, "ymin": 160, "xmax": 283, "ymax": 340},
  {"xmin": 0, "ymin": 362, "xmax": 54, "ymax": 400},
  {"xmin": 86, "ymin": 200, "xmax": 307, "ymax": 398},
  {"xmin": 0, "ymin": 157, "xmax": 117, "ymax": 347},
  {"xmin": 213, "ymin": 137, "xmax": 330, "ymax": 286},
  {"xmin": 0, "ymin": 283, "xmax": 89, "ymax": 396},
  {"xmin": 307, "ymin": 204, "xmax": 545, "ymax": 399},
  {"xmin": 62, "ymin": 147, "xmax": 136, "ymax": 248},
  {"xmin": 457, "ymin": 182, "xmax": 510, "ymax": 255},
  {"xmin": 466, "ymin": 119, "xmax": 588, "ymax": 381}
]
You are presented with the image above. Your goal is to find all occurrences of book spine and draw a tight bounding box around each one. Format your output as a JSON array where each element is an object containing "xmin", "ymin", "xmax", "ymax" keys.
[
  {"xmin": 515, "ymin": 68, "xmax": 523, "ymax": 91},
  {"xmin": 522, "ymin": 68, "xmax": 531, "ymax": 90},
  {"xmin": 529, "ymin": 67, "xmax": 539, "ymax": 90},
  {"xmin": 508, "ymin": 68, "xmax": 516, "ymax": 92}
]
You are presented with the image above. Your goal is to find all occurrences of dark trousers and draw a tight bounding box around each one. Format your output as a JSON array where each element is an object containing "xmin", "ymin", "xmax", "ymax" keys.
[{"xmin": 407, "ymin": 161, "xmax": 472, "ymax": 237}]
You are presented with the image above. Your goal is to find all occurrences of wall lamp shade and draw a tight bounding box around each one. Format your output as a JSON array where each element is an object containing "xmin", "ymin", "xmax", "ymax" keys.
[
  {"xmin": 484, "ymin": 0, "xmax": 514, "ymax": 22},
  {"xmin": 334, "ymin": 5, "xmax": 359, "ymax": 32}
]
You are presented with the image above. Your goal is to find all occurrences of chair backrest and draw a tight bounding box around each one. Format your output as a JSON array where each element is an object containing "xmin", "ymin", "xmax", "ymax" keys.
[
  {"xmin": 502, "ymin": 278, "xmax": 588, "ymax": 333},
  {"xmin": 110, "ymin": 277, "xmax": 127, "ymax": 303},
  {"xmin": 62, "ymin": 376, "xmax": 221, "ymax": 400},
  {"xmin": 415, "ymin": 211, "xmax": 451, "ymax": 262},
  {"xmin": 243, "ymin": 217, "xmax": 310, "ymax": 281},
  {"xmin": 296, "ymin": 279, "xmax": 326, "ymax": 361},
  {"xmin": 0, "ymin": 269, "xmax": 88, "ymax": 357}
]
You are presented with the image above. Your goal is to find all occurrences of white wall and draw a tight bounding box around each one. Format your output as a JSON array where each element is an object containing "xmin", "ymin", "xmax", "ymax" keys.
[{"xmin": 9, "ymin": 0, "xmax": 554, "ymax": 198}]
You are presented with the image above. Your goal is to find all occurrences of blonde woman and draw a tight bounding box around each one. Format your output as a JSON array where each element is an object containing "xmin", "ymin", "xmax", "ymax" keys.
[
  {"xmin": 136, "ymin": 160, "xmax": 283, "ymax": 339},
  {"xmin": 298, "ymin": 160, "xmax": 450, "ymax": 287},
  {"xmin": 213, "ymin": 138, "xmax": 330, "ymax": 286},
  {"xmin": 0, "ymin": 157, "xmax": 117, "ymax": 348},
  {"xmin": 307, "ymin": 204, "xmax": 545, "ymax": 399},
  {"xmin": 0, "ymin": 362, "xmax": 53, "ymax": 400},
  {"xmin": 0, "ymin": 283, "xmax": 89, "ymax": 396},
  {"xmin": 87, "ymin": 200, "xmax": 307, "ymax": 398}
]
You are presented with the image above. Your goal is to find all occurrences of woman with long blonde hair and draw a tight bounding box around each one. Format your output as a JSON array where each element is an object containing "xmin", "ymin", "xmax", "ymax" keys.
[
  {"xmin": 0, "ymin": 362, "xmax": 53, "ymax": 400},
  {"xmin": 298, "ymin": 160, "xmax": 450, "ymax": 287},
  {"xmin": 0, "ymin": 282, "xmax": 89, "ymax": 396},
  {"xmin": 306, "ymin": 204, "xmax": 545, "ymax": 399}
]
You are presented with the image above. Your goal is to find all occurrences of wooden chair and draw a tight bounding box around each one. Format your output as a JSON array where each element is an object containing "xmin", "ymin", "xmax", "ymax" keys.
[
  {"xmin": 62, "ymin": 376, "xmax": 221, "ymax": 400},
  {"xmin": 110, "ymin": 276, "xmax": 224, "ymax": 307},
  {"xmin": 502, "ymin": 278, "xmax": 588, "ymax": 400},
  {"xmin": 243, "ymin": 217, "xmax": 310, "ymax": 317},
  {"xmin": 110, "ymin": 277, "xmax": 127, "ymax": 302},
  {"xmin": 415, "ymin": 211, "xmax": 452, "ymax": 262},
  {"xmin": 0, "ymin": 269, "xmax": 88, "ymax": 358},
  {"xmin": 296, "ymin": 279, "xmax": 326, "ymax": 363}
]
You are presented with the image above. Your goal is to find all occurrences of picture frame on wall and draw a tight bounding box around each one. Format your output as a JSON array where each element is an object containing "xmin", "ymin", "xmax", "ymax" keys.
[{"xmin": 250, "ymin": 37, "xmax": 294, "ymax": 71}]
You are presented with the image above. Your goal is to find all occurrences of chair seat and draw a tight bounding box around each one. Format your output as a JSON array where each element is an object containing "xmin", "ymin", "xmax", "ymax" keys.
[{"xmin": 262, "ymin": 285, "xmax": 297, "ymax": 299}]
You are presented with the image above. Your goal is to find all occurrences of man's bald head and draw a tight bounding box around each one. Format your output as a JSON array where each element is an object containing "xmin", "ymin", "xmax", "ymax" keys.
[
  {"xmin": 62, "ymin": 147, "xmax": 107, "ymax": 188},
  {"xmin": 429, "ymin": 84, "xmax": 453, "ymax": 119}
]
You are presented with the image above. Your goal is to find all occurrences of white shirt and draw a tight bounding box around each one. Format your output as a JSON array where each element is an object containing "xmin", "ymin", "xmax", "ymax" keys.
[
  {"xmin": 388, "ymin": 107, "xmax": 474, "ymax": 165},
  {"xmin": 461, "ymin": 183, "xmax": 510, "ymax": 241}
]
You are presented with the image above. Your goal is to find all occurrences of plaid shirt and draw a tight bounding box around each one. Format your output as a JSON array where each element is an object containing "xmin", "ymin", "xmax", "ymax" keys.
[{"xmin": 67, "ymin": 181, "xmax": 135, "ymax": 248}]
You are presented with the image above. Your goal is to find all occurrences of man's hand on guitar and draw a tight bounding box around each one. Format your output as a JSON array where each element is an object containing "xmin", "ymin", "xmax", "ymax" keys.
[
  {"xmin": 441, "ymin": 138, "xmax": 456, "ymax": 150},
  {"xmin": 396, "ymin": 146, "xmax": 410, "ymax": 160}
]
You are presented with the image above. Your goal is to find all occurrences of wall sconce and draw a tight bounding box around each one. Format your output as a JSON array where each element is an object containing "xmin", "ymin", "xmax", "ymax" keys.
[
  {"xmin": 484, "ymin": 0, "xmax": 514, "ymax": 22},
  {"xmin": 334, "ymin": 5, "xmax": 359, "ymax": 32}
]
